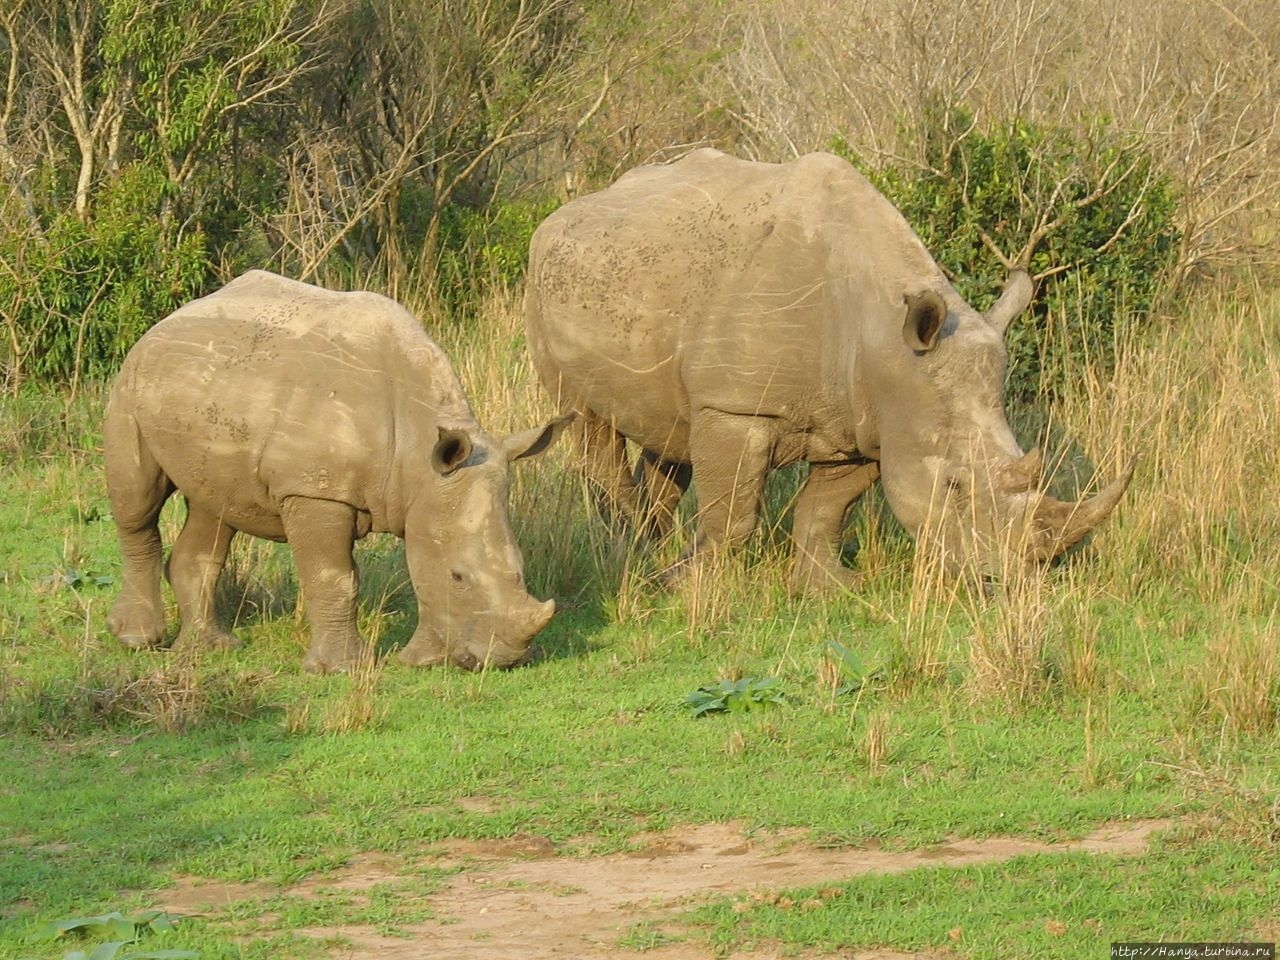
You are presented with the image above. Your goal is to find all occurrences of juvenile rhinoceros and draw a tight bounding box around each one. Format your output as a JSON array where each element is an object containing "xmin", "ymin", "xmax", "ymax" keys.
[
  {"xmin": 525, "ymin": 149, "xmax": 1132, "ymax": 592},
  {"xmin": 106, "ymin": 269, "xmax": 571, "ymax": 672}
]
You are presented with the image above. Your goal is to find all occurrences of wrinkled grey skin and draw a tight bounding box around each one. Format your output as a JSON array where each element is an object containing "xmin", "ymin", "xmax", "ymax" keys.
[
  {"xmin": 525, "ymin": 149, "xmax": 1132, "ymax": 593},
  {"xmin": 106, "ymin": 270, "xmax": 571, "ymax": 672}
]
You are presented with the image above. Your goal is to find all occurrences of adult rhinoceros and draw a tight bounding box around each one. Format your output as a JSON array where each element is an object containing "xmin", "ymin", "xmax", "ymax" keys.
[
  {"xmin": 525, "ymin": 149, "xmax": 1131, "ymax": 593},
  {"xmin": 106, "ymin": 270, "xmax": 571, "ymax": 672}
]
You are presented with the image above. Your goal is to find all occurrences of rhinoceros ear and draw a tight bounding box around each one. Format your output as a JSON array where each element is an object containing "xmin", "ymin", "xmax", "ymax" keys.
[
  {"xmin": 902, "ymin": 290, "xmax": 948, "ymax": 353},
  {"xmin": 432, "ymin": 427, "xmax": 474, "ymax": 475},
  {"xmin": 501, "ymin": 412, "xmax": 577, "ymax": 463}
]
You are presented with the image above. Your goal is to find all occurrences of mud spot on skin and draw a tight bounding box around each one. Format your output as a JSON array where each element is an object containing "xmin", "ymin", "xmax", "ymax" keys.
[{"xmin": 148, "ymin": 818, "xmax": 1170, "ymax": 959}]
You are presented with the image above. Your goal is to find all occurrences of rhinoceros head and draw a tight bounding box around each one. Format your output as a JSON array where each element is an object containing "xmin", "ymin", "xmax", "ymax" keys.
[
  {"xmin": 873, "ymin": 270, "xmax": 1132, "ymax": 577},
  {"xmin": 401, "ymin": 415, "xmax": 573, "ymax": 670}
]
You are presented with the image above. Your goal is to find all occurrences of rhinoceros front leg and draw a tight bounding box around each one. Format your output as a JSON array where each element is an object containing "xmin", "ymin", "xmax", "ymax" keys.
[
  {"xmin": 788, "ymin": 460, "xmax": 880, "ymax": 596},
  {"xmin": 280, "ymin": 496, "xmax": 366, "ymax": 674},
  {"xmin": 673, "ymin": 410, "xmax": 775, "ymax": 579},
  {"xmin": 167, "ymin": 500, "xmax": 239, "ymax": 651}
]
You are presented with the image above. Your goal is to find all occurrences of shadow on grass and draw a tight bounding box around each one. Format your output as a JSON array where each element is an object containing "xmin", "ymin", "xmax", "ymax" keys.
[{"xmin": 525, "ymin": 604, "xmax": 611, "ymax": 666}]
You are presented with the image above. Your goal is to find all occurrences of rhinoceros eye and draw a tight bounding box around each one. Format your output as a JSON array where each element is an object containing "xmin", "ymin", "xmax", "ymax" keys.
[{"xmin": 450, "ymin": 570, "xmax": 464, "ymax": 583}]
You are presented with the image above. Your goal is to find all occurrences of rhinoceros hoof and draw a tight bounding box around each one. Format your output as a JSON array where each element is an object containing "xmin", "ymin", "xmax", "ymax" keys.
[
  {"xmin": 656, "ymin": 556, "xmax": 695, "ymax": 589},
  {"xmin": 398, "ymin": 644, "xmax": 448, "ymax": 668},
  {"xmin": 787, "ymin": 562, "xmax": 862, "ymax": 598},
  {"xmin": 115, "ymin": 629, "xmax": 166, "ymax": 650},
  {"xmin": 302, "ymin": 637, "xmax": 369, "ymax": 674},
  {"xmin": 107, "ymin": 601, "xmax": 166, "ymax": 649},
  {"xmin": 302, "ymin": 653, "xmax": 359, "ymax": 674}
]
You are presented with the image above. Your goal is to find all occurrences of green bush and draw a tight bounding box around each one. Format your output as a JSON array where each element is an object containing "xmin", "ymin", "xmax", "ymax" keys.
[
  {"xmin": 435, "ymin": 197, "xmax": 561, "ymax": 318},
  {"xmin": 836, "ymin": 110, "xmax": 1181, "ymax": 404},
  {"xmin": 0, "ymin": 165, "xmax": 207, "ymax": 388}
]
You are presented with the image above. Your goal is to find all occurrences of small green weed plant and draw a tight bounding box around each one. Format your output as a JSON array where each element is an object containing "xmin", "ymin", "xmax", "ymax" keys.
[
  {"xmin": 27, "ymin": 909, "xmax": 196, "ymax": 960},
  {"xmin": 685, "ymin": 676, "xmax": 786, "ymax": 717},
  {"xmin": 820, "ymin": 640, "xmax": 884, "ymax": 697}
]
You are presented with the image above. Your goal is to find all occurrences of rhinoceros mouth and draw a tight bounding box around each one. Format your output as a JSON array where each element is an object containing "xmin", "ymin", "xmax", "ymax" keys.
[
  {"xmin": 916, "ymin": 449, "xmax": 1136, "ymax": 574},
  {"xmin": 452, "ymin": 647, "xmax": 534, "ymax": 672},
  {"xmin": 438, "ymin": 596, "xmax": 555, "ymax": 671}
]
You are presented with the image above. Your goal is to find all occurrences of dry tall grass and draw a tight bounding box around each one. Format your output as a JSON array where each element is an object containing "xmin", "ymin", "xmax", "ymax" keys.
[
  {"xmin": 421, "ymin": 262, "xmax": 1278, "ymax": 737},
  {"xmin": 1057, "ymin": 278, "xmax": 1280, "ymax": 601},
  {"xmin": 1044, "ymin": 275, "xmax": 1279, "ymax": 728}
]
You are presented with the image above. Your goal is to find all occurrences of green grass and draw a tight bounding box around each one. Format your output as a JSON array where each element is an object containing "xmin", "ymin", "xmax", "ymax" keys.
[
  {"xmin": 688, "ymin": 834, "xmax": 1279, "ymax": 958},
  {"xmin": 2, "ymin": 280, "xmax": 1279, "ymax": 959}
]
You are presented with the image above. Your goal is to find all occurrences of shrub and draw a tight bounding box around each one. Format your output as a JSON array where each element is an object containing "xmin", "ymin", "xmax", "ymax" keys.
[
  {"xmin": 0, "ymin": 165, "xmax": 207, "ymax": 389},
  {"xmin": 836, "ymin": 109, "xmax": 1181, "ymax": 404},
  {"xmin": 435, "ymin": 197, "xmax": 561, "ymax": 319}
]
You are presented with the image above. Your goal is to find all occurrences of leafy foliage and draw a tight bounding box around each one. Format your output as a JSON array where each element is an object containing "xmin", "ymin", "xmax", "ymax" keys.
[
  {"xmin": 837, "ymin": 109, "xmax": 1181, "ymax": 403},
  {"xmin": 436, "ymin": 197, "xmax": 562, "ymax": 317},
  {"xmin": 685, "ymin": 677, "xmax": 786, "ymax": 716},
  {"xmin": 29, "ymin": 909, "xmax": 197, "ymax": 960},
  {"xmin": 0, "ymin": 166, "xmax": 207, "ymax": 386},
  {"xmin": 822, "ymin": 641, "xmax": 885, "ymax": 697}
]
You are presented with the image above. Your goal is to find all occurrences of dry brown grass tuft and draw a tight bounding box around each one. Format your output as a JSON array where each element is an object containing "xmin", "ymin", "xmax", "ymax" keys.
[
  {"xmin": 1190, "ymin": 618, "xmax": 1280, "ymax": 741},
  {"xmin": 896, "ymin": 533, "xmax": 962, "ymax": 689},
  {"xmin": 323, "ymin": 646, "xmax": 388, "ymax": 735},
  {"xmin": 859, "ymin": 708, "xmax": 892, "ymax": 773},
  {"xmin": 86, "ymin": 655, "xmax": 274, "ymax": 733},
  {"xmin": 964, "ymin": 567, "xmax": 1054, "ymax": 707}
]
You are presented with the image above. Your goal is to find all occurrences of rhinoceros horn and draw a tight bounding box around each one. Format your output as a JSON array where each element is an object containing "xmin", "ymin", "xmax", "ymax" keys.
[
  {"xmin": 1022, "ymin": 460, "xmax": 1137, "ymax": 562},
  {"xmin": 998, "ymin": 447, "xmax": 1044, "ymax": 494},
  {"xmin": 985, "ymin": 269, "xmax": 1035, "ymax": 334}
]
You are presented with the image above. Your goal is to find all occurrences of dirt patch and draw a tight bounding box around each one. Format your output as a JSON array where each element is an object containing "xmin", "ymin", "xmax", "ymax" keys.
[
  {"xmin": 153, "ymin": 819, "xmax": 1168, "ymax": 959},
  {"xmin": 160, "ymin": 876, "xmax": 281, "ymax": 915}
]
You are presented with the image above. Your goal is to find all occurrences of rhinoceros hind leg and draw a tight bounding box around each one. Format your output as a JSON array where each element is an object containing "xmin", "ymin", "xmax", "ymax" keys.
[
  {"xmin": 787, "ymin": 461, "xmax": 880, "ymax": 597},
  {"xmin": 167, "ymin": 500, "xmax": 240, "ymax": 651},
  {"xmin": 575, "ymin": 410, "xmax": 648, "ymax": 533},
  {"xmin": 280, "ymin": 496, "xmax": 366, "ymax": 673},
  {"xmin": 635, "ymin": 452, "xmax": 691, "ymax": 539},
  {"xmin": 105, "ymin": 415, "xmax": 173, "ymax": 649}
]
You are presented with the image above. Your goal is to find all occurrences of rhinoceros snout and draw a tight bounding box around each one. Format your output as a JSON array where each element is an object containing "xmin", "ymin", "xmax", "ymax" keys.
[
  {"xmin": 449, "ymin": 598, "xmax": 556, "ymax": 671},
  {"xmin": 529, "ymin": 597, "xmax": 556, "ymax": 636}
]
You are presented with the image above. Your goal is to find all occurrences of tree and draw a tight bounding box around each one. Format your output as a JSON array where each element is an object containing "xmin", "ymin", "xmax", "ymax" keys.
[
  {"xmin": 0, "ymin": 0, "xmax": 340, "ymax": 390},
  {"xmin": 274, "ymin": 0, "xmax": 596, "ymax": 290}
]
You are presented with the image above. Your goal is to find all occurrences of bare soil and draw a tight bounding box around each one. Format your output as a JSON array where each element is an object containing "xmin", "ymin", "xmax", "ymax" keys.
[{"xmin": 156, "ymin": 818, "xmax": 1169, "ymax": 959}]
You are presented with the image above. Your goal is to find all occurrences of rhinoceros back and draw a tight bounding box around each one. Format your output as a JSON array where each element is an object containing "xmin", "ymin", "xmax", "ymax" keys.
[
  {"xmin": 109, "ymin": 270, "xmax": 473, "ymax": 536},
  {"xmin": 526, "ymin": 149, "xmax": 919, "ymax": 462}
]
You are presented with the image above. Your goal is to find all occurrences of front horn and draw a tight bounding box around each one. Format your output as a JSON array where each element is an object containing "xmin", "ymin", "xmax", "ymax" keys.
[{"xmin": 1024, "ymin": 460, "xmax": 1137, "ymax": 562}]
